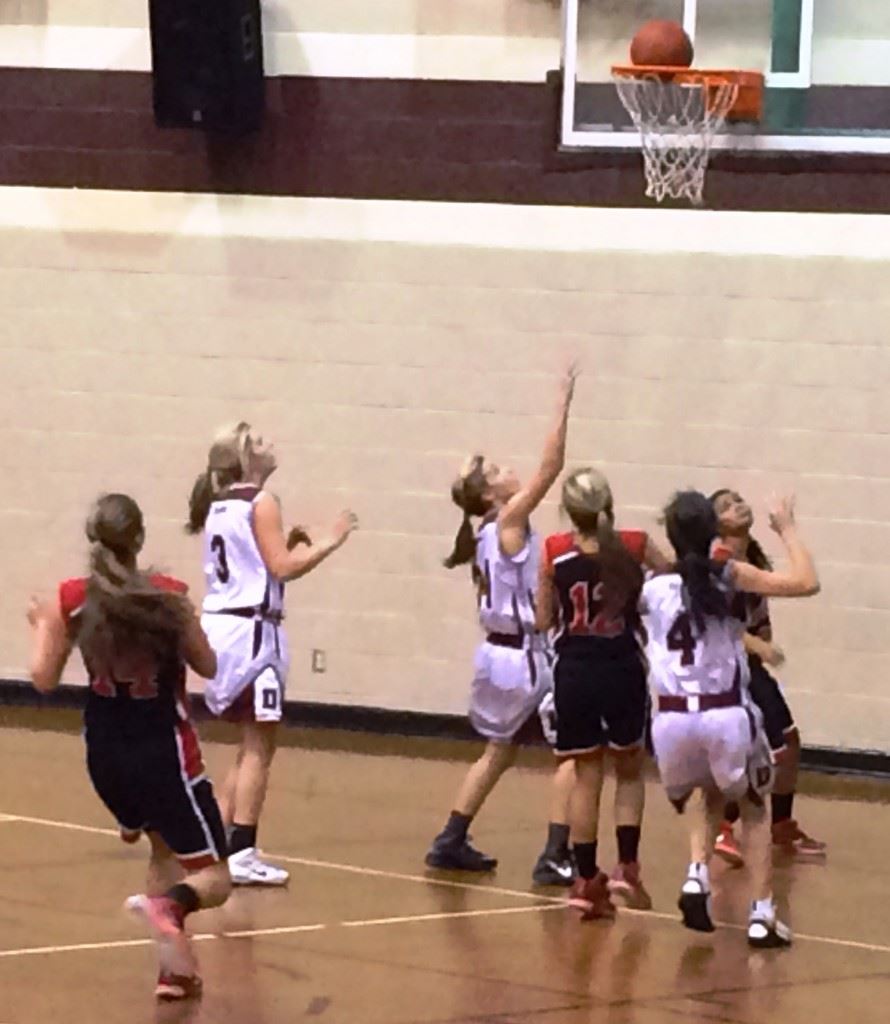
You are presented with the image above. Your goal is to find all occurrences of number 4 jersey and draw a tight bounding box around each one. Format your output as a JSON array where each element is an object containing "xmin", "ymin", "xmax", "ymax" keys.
[{"xmin": 641, "ymin": 571, "xmax": 748, "ymax": 697}]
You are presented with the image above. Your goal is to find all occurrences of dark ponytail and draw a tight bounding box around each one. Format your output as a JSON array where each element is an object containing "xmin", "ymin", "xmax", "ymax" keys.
[
  {"xmin": 186, "ymin": 470, "xmax": 214, "ymax": 535},
  {"xmin": 746, "ymin": 536, "xmax": 772, "ymax": 570},
  {"xmin": 664, "ymin": 491, "xmax": 729, "ymax": 631},
  {"xmin": 443, "ymin": 455, "xmax": 492, "ymax": 570},
  {"xmin": 443, "ymin": 514, "xmax": 477, "ymax": 569}
]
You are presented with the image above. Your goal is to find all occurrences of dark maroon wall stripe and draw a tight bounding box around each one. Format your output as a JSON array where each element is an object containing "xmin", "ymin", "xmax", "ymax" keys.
[{"xmin": 0, "ymin": 68, "xmax": 889, "ymax": 212}]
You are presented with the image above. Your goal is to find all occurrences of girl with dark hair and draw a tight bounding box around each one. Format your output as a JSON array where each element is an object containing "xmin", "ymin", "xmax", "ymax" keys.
[
  {"xmin": 536, "ymin": 467, "xmax": 671, "ymax": 919},
  {"xmin": 709, "ymin": 489, "xmax": 826, "ymax": 866},
  {"xmin": 425, "ymin": 363, "xmax": 578, "ymax": 873},
  {"xmin": 644, "ymin": 490, "xmax": 818, "ymax": 948},
  {"xmin": 27, "ymin": 493, "xmax": 230, "ymax": 1001},
  {"xmin": 187, "ymin": 422, "xmax": 357, "ymax": 886}
]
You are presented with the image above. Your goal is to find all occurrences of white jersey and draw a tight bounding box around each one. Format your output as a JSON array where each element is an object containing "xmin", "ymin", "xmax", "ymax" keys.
[
  {"xmin": 642, "ymin": 572, "xmax": 748, "ymax": 697},
  {"xmin": 474, "ymin": 520, "xmax": 539, "ymax": 636},
  {"xmin": 201, "ymin": 485, "xmax": 284, "ymax": 617}
]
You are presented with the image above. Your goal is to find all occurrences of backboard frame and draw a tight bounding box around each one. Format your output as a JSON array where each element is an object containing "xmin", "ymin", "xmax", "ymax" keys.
[{"xmin": 559, "ymin": 0, "xmax": 890, "ymax": 155}]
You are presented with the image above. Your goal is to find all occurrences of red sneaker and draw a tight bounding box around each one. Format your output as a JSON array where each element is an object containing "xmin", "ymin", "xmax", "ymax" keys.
[
  {"xmin": 714, "ymin": 823, "xmax": 745, "ymax": 868},
  {"xmin": 568, "ymin": 872, "xmax": 616, "ymax": 920},
  {"xmin": 155, "ymin": 971, "xmax": 203, "ymax": 1001},
  {"xmin": 772, "ymin": 819, "xmax": 827, "ymax": 859},
  {"xmin": 125, "ymin": 894, "xmax": 196, "ymax": 977},
  {"xmin": 608, "ymin": 862, "xmax": 652, "ymax": 910}
]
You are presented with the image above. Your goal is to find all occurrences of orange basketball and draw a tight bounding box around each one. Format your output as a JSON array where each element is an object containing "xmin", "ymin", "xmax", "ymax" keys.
[{"xmin": 630, "ymin": 20, "xmax": 694, "ymax": 68}]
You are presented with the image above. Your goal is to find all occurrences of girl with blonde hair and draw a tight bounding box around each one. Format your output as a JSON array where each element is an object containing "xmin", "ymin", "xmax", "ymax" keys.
[
  {"xmin": 425, "ymin": 363, "xmax": 577, "ymax": 874},
  {"xmin": 536, "ymin": 467, "xmax": 670, "ymax": 918},
  {"xmin": 187, "ymin": 422, "xmax": 357, "ymax": 885}
]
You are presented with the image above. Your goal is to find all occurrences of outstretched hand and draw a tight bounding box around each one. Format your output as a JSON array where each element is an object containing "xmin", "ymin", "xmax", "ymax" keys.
[
  {"xmin": 767, "ymin": 495, "xmax": 796, "ymax": 535},
  {"xmin": 560, "ymin": 359, "xmax": 579, "ymax": 406},
  {"xmin": 26, "ymin": 595, "xmax": 52, "ymax": 628}
]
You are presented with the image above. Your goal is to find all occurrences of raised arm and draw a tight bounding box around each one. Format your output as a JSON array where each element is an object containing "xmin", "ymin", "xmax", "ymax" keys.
[
  {"xmin": 27, "ymin": 595, "xmax": 73, "ymax": 693},
  {"xmin": 253, "ymin": 492, "xmax": 358, "ymax": 583},
  {"xmin": 499, "ymin": 363, "xmax": 577, "ymax": 557},
  {"xmin": 731, "ymin": 496, "xmax": 819, "ymax": 598}
]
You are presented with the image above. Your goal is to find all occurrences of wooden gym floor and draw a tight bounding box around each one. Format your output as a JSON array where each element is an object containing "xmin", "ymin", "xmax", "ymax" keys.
[{"xmin": 1, "ymin": 707, "xmax": 890, "ymax": 1024}]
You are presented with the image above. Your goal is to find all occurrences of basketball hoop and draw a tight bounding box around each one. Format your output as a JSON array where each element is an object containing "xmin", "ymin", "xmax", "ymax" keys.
[{"xmin": 611, "ymin": 66, "xmax": 764, "ymax": 206}]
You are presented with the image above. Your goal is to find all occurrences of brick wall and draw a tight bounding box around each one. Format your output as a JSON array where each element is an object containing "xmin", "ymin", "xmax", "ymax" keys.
[{"xmin": 3, "ymin": 187, "xmax": 889, "ymax": 751}]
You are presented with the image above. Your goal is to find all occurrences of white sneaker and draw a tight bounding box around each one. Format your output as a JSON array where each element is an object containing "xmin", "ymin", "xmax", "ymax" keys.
[
  {"xmin": 228, "ymin": 847, "xmax": 290, "ymax": 887},
  {"xmin": 748, "ymin": 905, "xmax": 793, "ymax": 949}
]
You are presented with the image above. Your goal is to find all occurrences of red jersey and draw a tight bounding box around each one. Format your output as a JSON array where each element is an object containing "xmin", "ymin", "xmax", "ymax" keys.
[
  {"xmin": 542, "ymin": 530, "xmax": 647, "ymax": 657},
  {"xmin": 60, "ymin": 574, "xmax": 196, "ymax": 743}
]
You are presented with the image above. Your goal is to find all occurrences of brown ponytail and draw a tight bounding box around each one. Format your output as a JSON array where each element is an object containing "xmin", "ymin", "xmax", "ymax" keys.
[
  {"xmin": 79, "ymin": 494, "xmax": 191, "ymax": 675},
  {"xmin": 442, "ymin": 454, "xmax": 493, "ymax": 570},
  {"xmin": 186, "ymin": 470, "xmax": 214, "ymax": 535}
]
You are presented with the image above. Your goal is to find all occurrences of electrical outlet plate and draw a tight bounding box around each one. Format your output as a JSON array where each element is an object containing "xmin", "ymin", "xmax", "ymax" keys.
[{"xmin": 311, "ymin": 649, "xmax": 326, "ymax": 673}]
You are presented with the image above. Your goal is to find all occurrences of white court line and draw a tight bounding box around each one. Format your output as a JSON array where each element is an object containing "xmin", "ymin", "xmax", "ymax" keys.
[
  {"xmin": 5, "ymin": 811, "xmax": 890, "ymax": 957},
  {"xmin": 272, "ymin": 852, "xmax": 566, "ymax": 905},
  {"xmin": 0, "ymin": 815, "xmax": 20, "ymax": 823},
  {"xmin": 0, "ymin": 904, "xmax": 558, "ymax": 960}
]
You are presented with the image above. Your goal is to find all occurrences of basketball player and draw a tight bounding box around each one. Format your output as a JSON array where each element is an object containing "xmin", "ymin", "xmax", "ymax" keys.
[
  {"xmin": 536, "ymin": 468, "xmax": 671, "ymax": 919},
  {"xmin": 425, "ymin": 362, "xmax": 577, "ymax": 873},
  {"xmin": 27, "ymin": 493, "xmax": 230, "ymax": 1000},
  {"xmin": 709, "ymin": 489, "xmax": 826, "ymax": 865},
  {"xmin": 644, "ymin": 491, "xmax": 818, "ymax": 947},
  {"xmin": 187, "ymin": 422, "xmax": 357, "ymax": 886}
]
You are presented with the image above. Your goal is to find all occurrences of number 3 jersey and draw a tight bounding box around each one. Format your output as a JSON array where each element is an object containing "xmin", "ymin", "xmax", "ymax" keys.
[
  {"xmin": 542, "ymin": 530, "xmax": 647, "ymax": 659},
  {"xmin": 201, "ymin": 485, "xmax": 284, "ymax": 618},
  {"xmin": 200, "ymin": 484, "xmax": 289, "ymax": 715},
  {"xmin": 641, "ymin": 571, "xmax": 748, "ymax": 697}
]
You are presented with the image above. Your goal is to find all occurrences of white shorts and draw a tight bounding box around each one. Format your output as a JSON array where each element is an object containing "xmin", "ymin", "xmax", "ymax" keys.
[
  {"xmin": 201, "ymin": 613, "xmax": 289, "ymax": 722},
  {"xmin": 468, "ymin": 640, "xmax": 552, "ymax": 743},
  {"xmin": 652, "ymin": 704, "xmax": 773, "ymax": 802}
]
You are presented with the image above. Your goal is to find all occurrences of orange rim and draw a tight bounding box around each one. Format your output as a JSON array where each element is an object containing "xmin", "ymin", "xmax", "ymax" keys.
[{"xmin": 611, "ymin": 65, "xmax": 765, "ymax": 122}]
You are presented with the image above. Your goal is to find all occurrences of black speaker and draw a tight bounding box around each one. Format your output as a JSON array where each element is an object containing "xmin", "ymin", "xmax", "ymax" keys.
[{"xmin": 149, "ymin": 0, "xmax": 265, "ymax": 133}]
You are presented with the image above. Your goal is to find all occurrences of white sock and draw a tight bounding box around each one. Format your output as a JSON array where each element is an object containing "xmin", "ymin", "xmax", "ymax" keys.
[
  {"xmin": 684, "ymin": 862, "xmax": 710, "ymax": 891},
  {"xmin": 751, "ymin": 897, "xmax": 776, "ymax": 921}
]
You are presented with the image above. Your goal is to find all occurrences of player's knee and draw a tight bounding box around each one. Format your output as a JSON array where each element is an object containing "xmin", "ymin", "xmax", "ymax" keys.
[{"xmin": 613, "ymin": 745, "xmax": 644, "ymax": 779}]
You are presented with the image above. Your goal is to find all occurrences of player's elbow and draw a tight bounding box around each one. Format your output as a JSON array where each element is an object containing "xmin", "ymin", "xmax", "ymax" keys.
[{"xmin": 30, "ymin": 665, "xmax": 59, "ymax": 693}]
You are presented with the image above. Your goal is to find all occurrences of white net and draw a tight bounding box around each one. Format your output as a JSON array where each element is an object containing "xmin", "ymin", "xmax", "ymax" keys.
[{"xmin": 612, "ymin": 72, "xmax": 739, "ymax": 205}]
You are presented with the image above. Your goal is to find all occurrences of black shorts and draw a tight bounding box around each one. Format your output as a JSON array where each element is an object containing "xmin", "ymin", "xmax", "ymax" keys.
[
  {"xmin": 553, "ymin": 652, "xmax": 648, "ymax": 755},
  {"xmin": 748, "ymin": 659, "xmax": 796, "ymax": 752},
  {"xmin": 86, "ymin": 721, "xmax": 227, "ymax": 869}
]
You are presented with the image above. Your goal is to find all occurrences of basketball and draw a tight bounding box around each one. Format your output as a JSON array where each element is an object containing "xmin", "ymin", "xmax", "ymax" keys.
[{"xmin": 630, "ymin": 20, "xmax": 694, "ymax": 68}]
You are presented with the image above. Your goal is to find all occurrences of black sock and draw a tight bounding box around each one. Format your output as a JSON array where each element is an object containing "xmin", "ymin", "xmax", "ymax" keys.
[
  {"xmin": 616, "ymin": 825, "xmax": 641, "ymax": 865},
  {"xmin": 229, "ymin": 823, "xmax": 258, "ymax": 856},
  {"xmin": 573, "ymin": 842, "xmax": 599, "ymax": 880},
  {"xmin": 771, "ymin": 792, "xmax": 794, "ymax": 826},
  {"xmin": 166, "ymin": 883, "xmax": 200, "ymax": 921},
  {"xmin": 439, "ymin": 811, "xmax": 471, "ymax": 845},
  {"xmin": 545, "ymin": 822, "xmax": 571, "ymax": 859},
  {"xmin": 724, "ymin": 801, "xmax": 741, "ymax": 825}
]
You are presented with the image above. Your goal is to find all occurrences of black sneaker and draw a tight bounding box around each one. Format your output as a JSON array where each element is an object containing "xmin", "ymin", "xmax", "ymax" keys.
[
  {"xmin": 425, "ymin": 837, "xmax": 497, "ymax": 872},
  {"xmin": 678, "ymin": 880, "xmax": 715, "ymax": 933},
  {"xmin": 748, "ymin": 914, "xmax": 792, "ymax": 949},
  {"xmin": 531, "ymin": 852, "xmax": 575, "ymax": 887}
]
